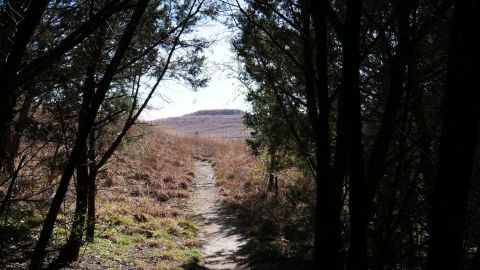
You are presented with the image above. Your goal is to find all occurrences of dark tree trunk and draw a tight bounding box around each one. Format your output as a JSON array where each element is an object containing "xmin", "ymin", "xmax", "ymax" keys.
[
  {"xmin": 0, "ymin": 0, "xmax": 49, "ymax": 172},
  {"xmin": 340, "ymin": 0, "xmax": 367, "ymax": 269},
  {"xmin": 0, "ymin": 160, "xmax": 22, "ymax": 217},
  {"xmin": 302, "ymin": 0, "xmax": 338, "ymax": 268},
  {"xmin": 365, "ymin": 0, "xmax": 412, "ymax": 218},
  {"xmin": 7, "ymin": 93, "xmax": 35, "ymax": 173},
  {"xmin": 369, "ymin": 2, "xmax": 415, "ymax": 268},
  {"xmin": 267, "ymin": 145, "xmax": 276, "ymax": 192},
  {"xmin": 0, "ymin": 92, "xmax": 36, "ymax": 215},
  {"xmin": 29, "ymin": 1, "xmax": 149, "ymax": 268},
  {"xmin": 86, "ymin": 130, "xmax": 97, "ymax": 241},
  {"xmin": 372, "ymin": 91, "xmax": 411, "ymax": 270},
  {"xmin": 50, "ymin": 142, "xmax": 89, "ymax": 267},
  {"xmin": 49, "ymin": 24, "xmax": 107, "ymax": 266},
  {"xmin": 410, "ymin": 45, "xmax": 436, "ymax": 202},
  {"xmin": 426, "ymin": 1, "xmax": 480, "ymax": 269},
  {"xmin": 29, "ymin": 123, "xmax": 90, "ymax": 270},
  {"xmin": 309, "ymin": 0, "xmax": 342, "ymax": 268}
]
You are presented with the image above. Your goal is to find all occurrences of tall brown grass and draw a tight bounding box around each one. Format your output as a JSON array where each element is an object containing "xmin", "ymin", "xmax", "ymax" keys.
[
  {"xmin": 1, "ymin": 124, "xmax": 314, "ymax": 268},
  {"xmin": 98, "ymin": 126, "xmax": 197, "ymax": 218},
  {"xmin": 182, "ymin": 131, "xmax": 316, "ymax": 252}
]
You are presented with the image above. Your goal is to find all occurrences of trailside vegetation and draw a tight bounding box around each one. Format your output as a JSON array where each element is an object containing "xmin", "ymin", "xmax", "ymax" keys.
[{"xmin": 232, "ymin": 0, "xmax": 480, "ymax": 269}]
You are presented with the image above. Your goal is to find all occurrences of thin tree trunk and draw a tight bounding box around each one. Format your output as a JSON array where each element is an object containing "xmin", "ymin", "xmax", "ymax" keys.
[
  {"xmin": 49, "ymin": 26, "xmax": 104, "ymax": 262},
  {"xmin": 409, "ymin": 37, "xmax": 436, "ymax": 201},
  {"xmin": 373, "ymin": 92, "xmax": 410, "ymax": 269},
  {"xmin": 365, "ymin": 0, "xmax": 412, "ymax": 219},
  {"xmin": 426, "ymin": 0, "xmax": 480, "ymax": 269},
  {"xmin": 0, "ymin": 158, "xmax": 24, "ymax": 217},
  {"xmin": 51, "ymin": 23, "xmax": 107, "ymax": 265},
  {"xmin": 29, "ymin": 126, "xmax": 90, "ymax": 269},
  {"xmin": 267, "ymin": 145, "xmax": 276, "ymax": 192},
  {"xmin": 341, "ymin": 0, "xmax": 367, "ymax": 269},
  {"xmin": 50, "ymin": 142, "xmax": 89, "ymax": 267},
  {"xmin": 86, "ymin": 130, "xmax": 97, "ymax": 241},
  {"xmin": 6, "ymin": 93, "xmax": 35, "ymax": 174},
  {"xmin": 370, "ymin": 2, "xmax": 414, "ymax": 268},
  {"xmin": 29, "ymin": 2, "xmax": 149, "ymax": 268}
]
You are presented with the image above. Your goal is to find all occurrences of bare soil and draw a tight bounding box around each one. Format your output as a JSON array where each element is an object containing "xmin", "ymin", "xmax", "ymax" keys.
[{"xmin": 190, "ymin": 160, "xmax": 249, "ymax": 269}]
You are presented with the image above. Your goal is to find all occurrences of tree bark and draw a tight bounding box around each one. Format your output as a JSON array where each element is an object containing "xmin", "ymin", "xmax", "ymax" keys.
[
  {"xmin": 29, "ymin": 118, "xmax": 90, "ymax": 269},
  {"xmin": 267, "ymin": 144, "xmax": 276, "ymax": 192},
  {"xmin": 0, "ymin": 158, "xmax": 23, "ymax": 217},
  {"xmin": 0, "ymin": 0, "xmax": 49, "ymax": 173},
  {"xmin": 308, "ymin": 0, "xmax": 343, "ymax": 268},
  {"xmin": 302, "ymin": 0, "xmax": 339, "ymax": 268},
  {"xmin": 340, "ymin": 0, "xmax": 367, "ymax": 269},
  {"xmin": 86, "ymin": 130, "xmax": 97, "ymax": 241},
  {"xmin": 426, "ymin": 0, "xmax": 480, "ymax": 269},
  {"xmin": 365, "ymin": 0, "xmax": 412, "ymax": 220},
  {"xmin": 50, "ymin": 142, "xmax": 89, "ymax": 267},
  {"xmin": 48, "ymin": 24, "xmax": 107, "ymax": 267}
]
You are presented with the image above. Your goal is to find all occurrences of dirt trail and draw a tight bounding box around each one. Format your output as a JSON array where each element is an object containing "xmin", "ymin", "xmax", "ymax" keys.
[{"xmin": 190, "ymin": 160, "xmax": 249, "ymax": 269}]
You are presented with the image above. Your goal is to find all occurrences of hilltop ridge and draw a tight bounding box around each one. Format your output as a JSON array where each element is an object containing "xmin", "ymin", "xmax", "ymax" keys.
[
  {"xmin": 184, "ymin": 109, "xmax": 244, "ymax": 116},
  {"xmin": 151, "ymin": 109, "xmax": 249, "ymax": 139}
]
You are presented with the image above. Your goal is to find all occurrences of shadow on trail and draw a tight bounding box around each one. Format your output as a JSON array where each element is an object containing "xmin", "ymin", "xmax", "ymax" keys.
[
  {"xmin": 184, "ymin": 202, "xmax": 312, "ymax": 270},
  {"xmin": 190, "ymin": 160, "xmax": 313, "ymax": 269},
  {"xmin": 219, "ymin": 203, "xmax": 313, "ymax": 270},
  {"xmin": 191, "ymin": 196, "xmax": 312, "ymax": 269}
]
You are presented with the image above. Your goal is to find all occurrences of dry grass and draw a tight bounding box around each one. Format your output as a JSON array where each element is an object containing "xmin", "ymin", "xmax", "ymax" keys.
[
  {"xmin": 97, "ymin": 127, "xmax": 197, "ymax": 217},
  {"xmin": 192, "ymin": 135, "xmax": 316, "ymax": 268},
  {"xmin": 151, "ymin": 110, "xmax": 249, "ymax": 139},
  {"xmin": 1, "ymin": 126, "xmax": 205, "ymax": 269},
  {"xmin": 75, "ymin": 126, "xmax": 205, "ymax": 269},
  {"xmin": 1, "ymin": 124, "xmax": 314, "ymax": 269}
]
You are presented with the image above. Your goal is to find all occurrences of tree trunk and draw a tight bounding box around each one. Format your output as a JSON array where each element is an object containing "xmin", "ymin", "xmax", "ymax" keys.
[
  {"xmin": 0, "ymin": 0, "xmax": 49, "ymax": 173},
  {"xmin": 267, "ymin": 145, "xmax": 276, "ymax": 192},
  {"xmin": 0, "ymin": 160, "xmax": 22, "ymax": 217},
  {"xmin": 308, "ymin": 0, "xmax": 340, "ymax": 268},
  {"xmin": 340, "ymin": 0, "xmax": 367, "ymax": 269},
  {"xmin": 29, "ymin": 127, "xmax": 90, "ymax": 269},
  {"xmin": 29, "ymin": 1, "xmax": 149, "ymax": 268},
  {"xmin": 370, "ymin": 1, "xmax": 414, "ymax": 268},
  {"xmin": 86, "ymin": 130, "xmax": 97, "ymax": 241},
  {"xmin": 301, "ymin": 0, "xmax": 337, "ymax": 268},
  {"xmin": 372, "ymin": 93, "xmax": 410, "ymax": 269},
  {"xmin": 426, "ymin": 1, "xmax": 480, "ymax": 269},
  {"xmin": 364, "ymin": 0, "xmax": 412, "ymax": 221},
  {"xmin": 51, "ymin": 23, "xmax": 107, "ymax": 265},
  {"xmin": 50, "ymin": 142, "xmax": 89, "ymax": 267}
]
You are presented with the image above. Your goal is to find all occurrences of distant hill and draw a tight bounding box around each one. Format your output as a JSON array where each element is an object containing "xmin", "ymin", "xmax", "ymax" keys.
[
  {"xmin": 185, "ymin": 109, "xmax": 244, "ymax": 116},
  {"xmin": 150, "ymin": 109, "xmax": 250, "ymax": 139}
]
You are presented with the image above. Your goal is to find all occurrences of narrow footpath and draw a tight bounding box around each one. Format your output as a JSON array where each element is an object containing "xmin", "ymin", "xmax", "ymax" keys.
[{"xmin": 190, "ymin": 160, "xmax": 249, "ymax": 270}]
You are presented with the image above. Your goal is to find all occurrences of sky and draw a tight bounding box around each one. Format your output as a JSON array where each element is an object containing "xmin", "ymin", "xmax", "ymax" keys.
[{"xmin": 140, "ymin": 19, "xmax": 249, "ymax": 121}]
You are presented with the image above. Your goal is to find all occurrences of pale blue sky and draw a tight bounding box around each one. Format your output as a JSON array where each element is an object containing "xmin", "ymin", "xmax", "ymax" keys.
[{"xmin": 141, "ymin": 19, "xmax": 249, "ymax": 120}]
